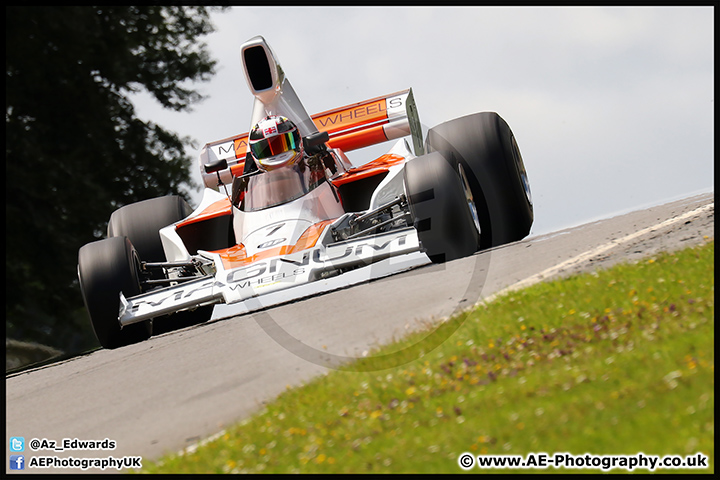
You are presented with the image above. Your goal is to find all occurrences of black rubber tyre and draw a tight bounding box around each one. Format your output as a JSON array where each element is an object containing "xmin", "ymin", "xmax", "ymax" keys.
[
  {"xmin": 107, "ymin": 195, "xmax": 213, "ymax": 330},
  {"xmin": 78, "ymin": 236, "xmax": 152, "ymax": 349},
  {"xmin": 404, "ymin": 151, "xmax": 480, "ymax": 263},
  {"xmin": 108, "ymin": 195, "xmax": 193, "ymax": 262},
  {"xmin": 425, "ymin": 112, "xmax": 533, "ymax": 250}
]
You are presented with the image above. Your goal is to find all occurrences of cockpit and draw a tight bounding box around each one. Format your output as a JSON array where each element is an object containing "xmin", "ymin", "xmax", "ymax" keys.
[{"xmin": 234, "ymin": 157, "xmax": 327, "ymax": 212}]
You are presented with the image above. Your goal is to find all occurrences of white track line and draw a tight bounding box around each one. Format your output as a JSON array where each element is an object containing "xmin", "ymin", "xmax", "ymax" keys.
[{"xmin": 478, "ymin": 202, "xmax": 714, "ymax": 306}]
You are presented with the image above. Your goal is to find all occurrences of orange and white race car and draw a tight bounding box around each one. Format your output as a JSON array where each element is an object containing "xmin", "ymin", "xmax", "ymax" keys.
[{"xmin": 77, "ymin": 36, "xmax": 533, "ymax": 349}]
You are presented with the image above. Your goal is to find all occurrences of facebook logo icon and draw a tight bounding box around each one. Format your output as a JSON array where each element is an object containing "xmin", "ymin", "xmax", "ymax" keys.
[
  {"xmin": 10, "ymin": 437, "xmax": 25, "ymax": 452},
  {"xmin": 10, "ymin": 455, "xmax": 25, "ymax": 470}
]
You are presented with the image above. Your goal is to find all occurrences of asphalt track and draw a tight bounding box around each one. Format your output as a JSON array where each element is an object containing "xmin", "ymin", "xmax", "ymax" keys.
[{"xmin": 5, "ymin": 192, "xmax": 714, "ymax": 473}]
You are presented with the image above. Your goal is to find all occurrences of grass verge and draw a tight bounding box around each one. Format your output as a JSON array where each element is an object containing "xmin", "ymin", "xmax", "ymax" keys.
[{"xmin": 141, "ymin": 241, "xmax": 714, "ymax": 474}]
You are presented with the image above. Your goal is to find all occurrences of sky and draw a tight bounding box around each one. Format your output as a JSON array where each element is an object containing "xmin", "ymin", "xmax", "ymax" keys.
[{"xmin": 133, "ymin": 6, "xmax": 714, "ymax": 237}]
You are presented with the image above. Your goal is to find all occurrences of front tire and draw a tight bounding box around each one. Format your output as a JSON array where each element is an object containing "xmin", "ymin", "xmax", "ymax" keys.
[
  {"xmin": 78, "ymin": 236, "xmax": 151, "ymax": 349},
  {"xmin": 426, "ymin": 112, "xmax": 533, "ymax": 249},
  {"xmin": 404, "ymin": 152, "xmax": 479, "ymax": 263}
]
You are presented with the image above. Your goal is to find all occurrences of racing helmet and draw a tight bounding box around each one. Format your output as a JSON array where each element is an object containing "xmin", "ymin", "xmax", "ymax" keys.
[{"xmin": 248, "ymin": 115, "xmax": 303, "ymax": 171}]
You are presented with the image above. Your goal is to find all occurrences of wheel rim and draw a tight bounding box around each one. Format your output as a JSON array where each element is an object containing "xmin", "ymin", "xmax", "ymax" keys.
[
  {"xmin": 130, "ymin": 246, "xmax": 143, "ymax": 295},
  {"xmin": 511, "ymin": 136, "xmax": 533, "ymax": 207},
  {"xmin": 458, "ymin": 163, "xmax": 482, "ymax": 236}
]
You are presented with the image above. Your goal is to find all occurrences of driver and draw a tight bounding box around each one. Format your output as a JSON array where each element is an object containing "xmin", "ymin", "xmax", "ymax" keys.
[
  {"xmin": 233, "ymin": 115, "xmax": 328, "ymax": 210},
  {"xmin": 246, "ymin": 115, "xmax": 304, "ymax": 173}
]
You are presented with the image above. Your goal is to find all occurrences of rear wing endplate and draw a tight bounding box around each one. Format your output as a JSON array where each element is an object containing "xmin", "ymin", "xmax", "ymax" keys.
[{"xmin": 200, "ymin": 89, "xmax": 424, "ymax": 189}]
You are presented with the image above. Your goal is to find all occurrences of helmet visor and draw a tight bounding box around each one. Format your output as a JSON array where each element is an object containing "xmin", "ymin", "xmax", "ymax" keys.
[{"xmin": 251, "ymin": 130, "xmax": 301, "ymax": 161}]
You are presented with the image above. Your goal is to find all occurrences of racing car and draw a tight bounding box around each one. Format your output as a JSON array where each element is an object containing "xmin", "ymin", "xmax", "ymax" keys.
[{"xmin": 77, "ymin": 36, "xmax": 533, "ymax": 349}]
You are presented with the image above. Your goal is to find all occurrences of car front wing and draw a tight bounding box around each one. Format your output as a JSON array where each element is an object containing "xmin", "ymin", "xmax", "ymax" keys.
[{"xmin": 118, "ymin": 227, "xmax": 420, "ymax": 327}]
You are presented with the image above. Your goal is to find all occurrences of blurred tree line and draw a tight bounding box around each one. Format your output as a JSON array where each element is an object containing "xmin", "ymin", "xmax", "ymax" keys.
[{"xmin": 6, "ymin": 6, "xmax": 227, "ymax": 355}]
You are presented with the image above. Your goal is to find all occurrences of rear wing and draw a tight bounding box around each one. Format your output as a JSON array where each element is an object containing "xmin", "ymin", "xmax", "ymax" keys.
[{"xmin": 199, "ymin": 88, "xmax": 424, "ymax": 189}]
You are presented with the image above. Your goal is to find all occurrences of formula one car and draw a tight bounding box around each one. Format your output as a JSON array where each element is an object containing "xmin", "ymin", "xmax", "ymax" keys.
[{"xmin": 77, "ymin": 36, "xmax": 533, "ymax": 349}]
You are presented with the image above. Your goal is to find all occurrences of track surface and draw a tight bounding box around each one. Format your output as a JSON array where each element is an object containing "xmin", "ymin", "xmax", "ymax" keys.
[{"xmin": 6, "ymin": 193, "xmax": 714, "ymax": 473}]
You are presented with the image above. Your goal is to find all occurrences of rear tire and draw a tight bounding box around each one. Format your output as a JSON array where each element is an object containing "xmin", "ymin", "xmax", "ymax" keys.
[
  {"xmin": 404, "ymin": 152, "xmax": 479, "ymax": 263},
  {"xmin": 107, "ymin": 195, "xmax": 213, "ymax": 330},
  {"xmin": 426, "ymin": 112, "xmax": 533, "ymax": 249},
  {"xmin": 108, "ymin": 195, "xmax": 193, "ymax": 262},
  {"xmin": 78, "ymin": 237, "xmax": 151, "ymax": 349}
]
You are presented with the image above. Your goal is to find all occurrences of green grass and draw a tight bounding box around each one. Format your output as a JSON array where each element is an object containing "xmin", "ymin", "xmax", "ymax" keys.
[{"xmin": 140, "ymin": 241, "xmax": 714, "ymax": 474}]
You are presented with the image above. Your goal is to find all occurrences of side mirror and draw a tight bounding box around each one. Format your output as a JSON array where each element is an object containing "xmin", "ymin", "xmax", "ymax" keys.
[
  {"xmin": 204, "ymin": 159, "xmax": 228, "ymax": 174},
  {"xmin": 204, "ymin": 159, "xmax": 230, "ymax": 197},
  {"xmin": 303, "ymin": 131, "xmax": 330, "ymax": 155}
]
